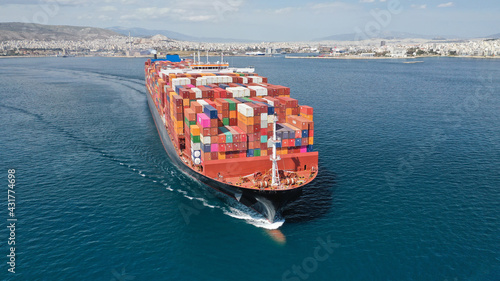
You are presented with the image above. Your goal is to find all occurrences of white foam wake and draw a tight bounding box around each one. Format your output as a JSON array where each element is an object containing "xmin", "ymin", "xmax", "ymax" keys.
[{"xmin": 223, "ymin": 207, "xmax": 284, "ymax": 230}]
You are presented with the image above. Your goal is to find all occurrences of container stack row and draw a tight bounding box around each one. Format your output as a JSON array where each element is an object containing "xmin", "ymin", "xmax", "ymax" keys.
[{"xmin": 145, "ymin": 59, "xmax": 315, "ymax": 166}]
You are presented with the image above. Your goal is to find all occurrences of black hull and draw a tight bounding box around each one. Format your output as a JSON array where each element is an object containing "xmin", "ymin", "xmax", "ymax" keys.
[{"xmin": 146, "ymin": 91, "xmax": 302, "ymax": 222}]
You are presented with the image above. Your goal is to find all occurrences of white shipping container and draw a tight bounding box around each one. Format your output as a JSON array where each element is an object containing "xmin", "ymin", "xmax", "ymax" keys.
[
  {"xmin": 206, "ymin": 76, "xmax": 217, "ymax": 84},
  {"xmin": 196, "ymin": 77, "xmax": 207, "ymax": 86},
  {"xmin": 248, "ymin": 86, "xmax": 267, "ymax": 97},
  {"xmin": 261, "ymin": 113, "xmax": 268, "ymax": 121},
  {"xmin": 227, "ymin": 87, "xmax": 249, "ymax": 98},
  {"xmin": 192, "ymin": 88, "xmax": 202, "ymax": 99},
  {"xmin": 191, "ymin": 142, "xmax": 201, "ymax": 151},
  {"xmin": 171, "ymin": 78, "xmax": 190, "ymax": 89},
  {"xmin": 220, "ymin": 76, "xmax": 232, "ymax": 83},
  {"xmin": 197, "ymin": 99, "xmax": 209, "ymax": 106},
  {"xmin": 249, "ymin": 76, "xmax": 263, "ymax": 83},
  {"xmin": 200, "ymin": 134, "xmax": 211, "ymax": 144},
  {"xmin": 237, "ymin": 103, "xmax": 254, "ymax": 117},
  {"xmin": 263, "ymin": 97, "xmax": 275, "ymax": 106}
]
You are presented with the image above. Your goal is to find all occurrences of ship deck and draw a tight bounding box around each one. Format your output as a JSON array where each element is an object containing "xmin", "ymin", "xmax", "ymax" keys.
[{"xmin": 179, "ymin": 154, "xmax": 317, "ymax": 191}]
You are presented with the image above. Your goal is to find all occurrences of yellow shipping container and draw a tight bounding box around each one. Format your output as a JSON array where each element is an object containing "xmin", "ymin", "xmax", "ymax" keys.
[
  {"xmin": 183, "ymin": 99, "xmax": 190, "ymax": 107},
  {"xmin": 218, "ymin": 152, "xmax": 226, "ymax": 160},
  {"xmin": 309, "ymin": 137, "xmax": 314, "ymax": 145},
  {"xmin": 301, "ymin": 114, "xmax": 313, "ymax": 121},
  {"xmin": 190, "ymin": 125, "xmax": 200, "ymax": 136}
]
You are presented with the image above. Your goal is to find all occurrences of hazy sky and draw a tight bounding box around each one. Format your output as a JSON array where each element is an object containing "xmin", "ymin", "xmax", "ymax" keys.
[{"xmin": 1, "ymin": 0, "xmax": 499, "ymax": 41}]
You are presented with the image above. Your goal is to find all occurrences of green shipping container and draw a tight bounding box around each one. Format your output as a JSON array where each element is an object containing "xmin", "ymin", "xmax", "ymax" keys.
[
  {"xmin": 224, "ymin": 131, "xmax": 233, "ymax": 143},
  {"xmin": 254, "ymin": 149, "xmax": 261, "ymax": 156},
  {"xmin": 225, "ymin": 99, "xmax": 236, "ymax": 111},
  {"xmin": 191, "ymin": 135, "xmax": 201, "ymax": 143},
  {"xmin": 223, "ymin": 118, "xmax": 229, "ymax": 126}
]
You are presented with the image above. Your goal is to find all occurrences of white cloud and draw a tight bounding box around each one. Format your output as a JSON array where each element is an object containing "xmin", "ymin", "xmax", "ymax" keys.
[
  {"xmin": 186, "ymin": 15, "xmax": 217, "ymax": 22},
  {"xmin": 411, "ymin": 4, "xmax": 427, "ymax": 9},
  {"xmin": 98, "ymin": 15, "xmax": 112, "ymax": 21},
  {"xmin": 99, "ymin": 6, "xmax": 117, "ymax": 12},
  {"xmin": 437, "ymin": 2, "xmax": 454, "ymax": 8},
  {"xmin": 274, "ymin": 7, "xmax": 295, "ymax": 14},
  {"xmin": 359, "ymin": 0, "xmax": 375, "ymax": 2},
  {"xmin": 119, "ymin": 1, "xmax": 245, "ymax": 23},
  {"xmin": 311, "ymin": 2, "xmax": 356, "ymax": 10}
]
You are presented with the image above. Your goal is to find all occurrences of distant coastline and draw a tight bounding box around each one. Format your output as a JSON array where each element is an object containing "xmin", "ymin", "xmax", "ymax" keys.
[
  {"xmin": 1, "ymin": 54, "xmax": 499, "ymax": 60},
  {"xmin": 285, "ymin": 55, "xmax": 500, "ymax": 60}
]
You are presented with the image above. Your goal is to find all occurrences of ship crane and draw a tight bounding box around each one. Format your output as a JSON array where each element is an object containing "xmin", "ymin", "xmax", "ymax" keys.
[{"xmin": 270, "ymin": 114, "xmax": 281, "ymax": 187}]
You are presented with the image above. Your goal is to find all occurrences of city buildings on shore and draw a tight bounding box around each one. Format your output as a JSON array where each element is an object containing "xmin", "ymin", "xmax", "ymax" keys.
[{"xmin": 1, "ymin": 35, "xmax": 499, "ymax": 58}]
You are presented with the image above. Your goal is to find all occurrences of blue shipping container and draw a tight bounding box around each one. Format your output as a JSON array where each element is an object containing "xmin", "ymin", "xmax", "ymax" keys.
[{"xmin": 203, "ymin": 105, "xmax": 218, "ymax": 119}]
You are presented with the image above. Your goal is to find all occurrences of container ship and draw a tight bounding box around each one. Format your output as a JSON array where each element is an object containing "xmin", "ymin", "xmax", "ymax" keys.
[{"xmin": 145, "ymin": 54, "xmax": 318, "ymax": 222}]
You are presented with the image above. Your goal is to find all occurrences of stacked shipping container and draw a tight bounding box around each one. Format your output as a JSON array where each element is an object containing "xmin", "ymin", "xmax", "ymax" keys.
[{"xmin": 145, "ymin": 59, "xmax": 315, "ymax": 167}]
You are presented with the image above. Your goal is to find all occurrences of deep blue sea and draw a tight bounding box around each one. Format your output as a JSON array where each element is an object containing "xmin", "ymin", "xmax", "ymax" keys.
[{"xmin": 1, "ymin": 56, "xmax": 499, "ymax": 281}]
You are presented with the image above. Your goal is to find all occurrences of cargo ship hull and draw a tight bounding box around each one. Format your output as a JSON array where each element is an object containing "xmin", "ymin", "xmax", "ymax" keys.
[{"xmin": 147, "ymin": 89, "xmax": 303, "ymax": 221}]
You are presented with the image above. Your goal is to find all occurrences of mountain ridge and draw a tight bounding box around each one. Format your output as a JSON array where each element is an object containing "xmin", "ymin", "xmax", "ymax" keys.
[{"xmin": 0, "ymin": 22, "xmax": 123, "ymax": 41}]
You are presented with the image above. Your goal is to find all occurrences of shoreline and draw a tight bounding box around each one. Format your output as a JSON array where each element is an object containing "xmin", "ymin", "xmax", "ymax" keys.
[
  {"xmin": 285, "ymin": 55, "xmax": 500, "ymax": 60},
  {"xmin": 1, "ymin": 55, "xmax": 499, "ymax": 60}
]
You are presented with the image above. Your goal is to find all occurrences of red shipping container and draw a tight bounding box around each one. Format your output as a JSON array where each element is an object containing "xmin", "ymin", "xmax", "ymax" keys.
[
  {"xmin": 300, "ymin": 105, "xmax": 314, "ymax": 116},
  {"xmin": 202, "ymin": 127, "xmax": 211, "ymax": 136},
  {"xmin": 218, "ymin": 134, "xmax": 226, "ymax": 143},
  {"xmin": 188, "ymin": 90, "xmax": 196, "ymax": 100},
  {"xmin": 249, "ymin": 88, "xmax": 256, "ymax": 97},
  {"xmin": 287, "ymin": 115, "xmax": 309, "ymax": 130},
  {"xmin": 210, "ymin": 127, "xmax": 218, "ymax": 136},
  {"xmin": 240, "ymin": 142, "xmax": 247, "ymax": 150},
  {"xmin": 185, "ymin": 108, "xmax": 196, "ymax": 121},
  {"xmin": 191, "ymin": 101, "xmax": 203, "ymax": 113},
  {"xmin": 219, "ymin": 143, "xmax": 227, "ymax": 152},
  {"xmin": 210, "ymin": 119, "xmax": 218, "ymax": 128},
  {"xmin": 283, "ymin": 139, "xmax": 289, "ymax": 147},
  {"xmin": 172, "ymin": 95, "xmax": 183, "ymax": 106},
  {"xmin": 210, "ymin": 152, "xmax": 218, "ymax": 160},
  {"xmin": 203, "ymin": 152, "xmax": 211, "ymax": 161},
  {"xmin": 227, "ymin": 143, "xmax": 234, "ymax": 151}
]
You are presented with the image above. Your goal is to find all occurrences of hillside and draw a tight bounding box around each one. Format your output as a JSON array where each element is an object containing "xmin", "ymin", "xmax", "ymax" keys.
[{"xmin": 0, "ymin": 22, "xmax": 124, "ymax": 41}]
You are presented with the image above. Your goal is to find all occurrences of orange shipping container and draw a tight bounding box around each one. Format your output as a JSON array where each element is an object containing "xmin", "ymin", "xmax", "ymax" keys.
[{"xmin": 190, "ymin": 125, "xmax": 200, "ymax": 136}]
